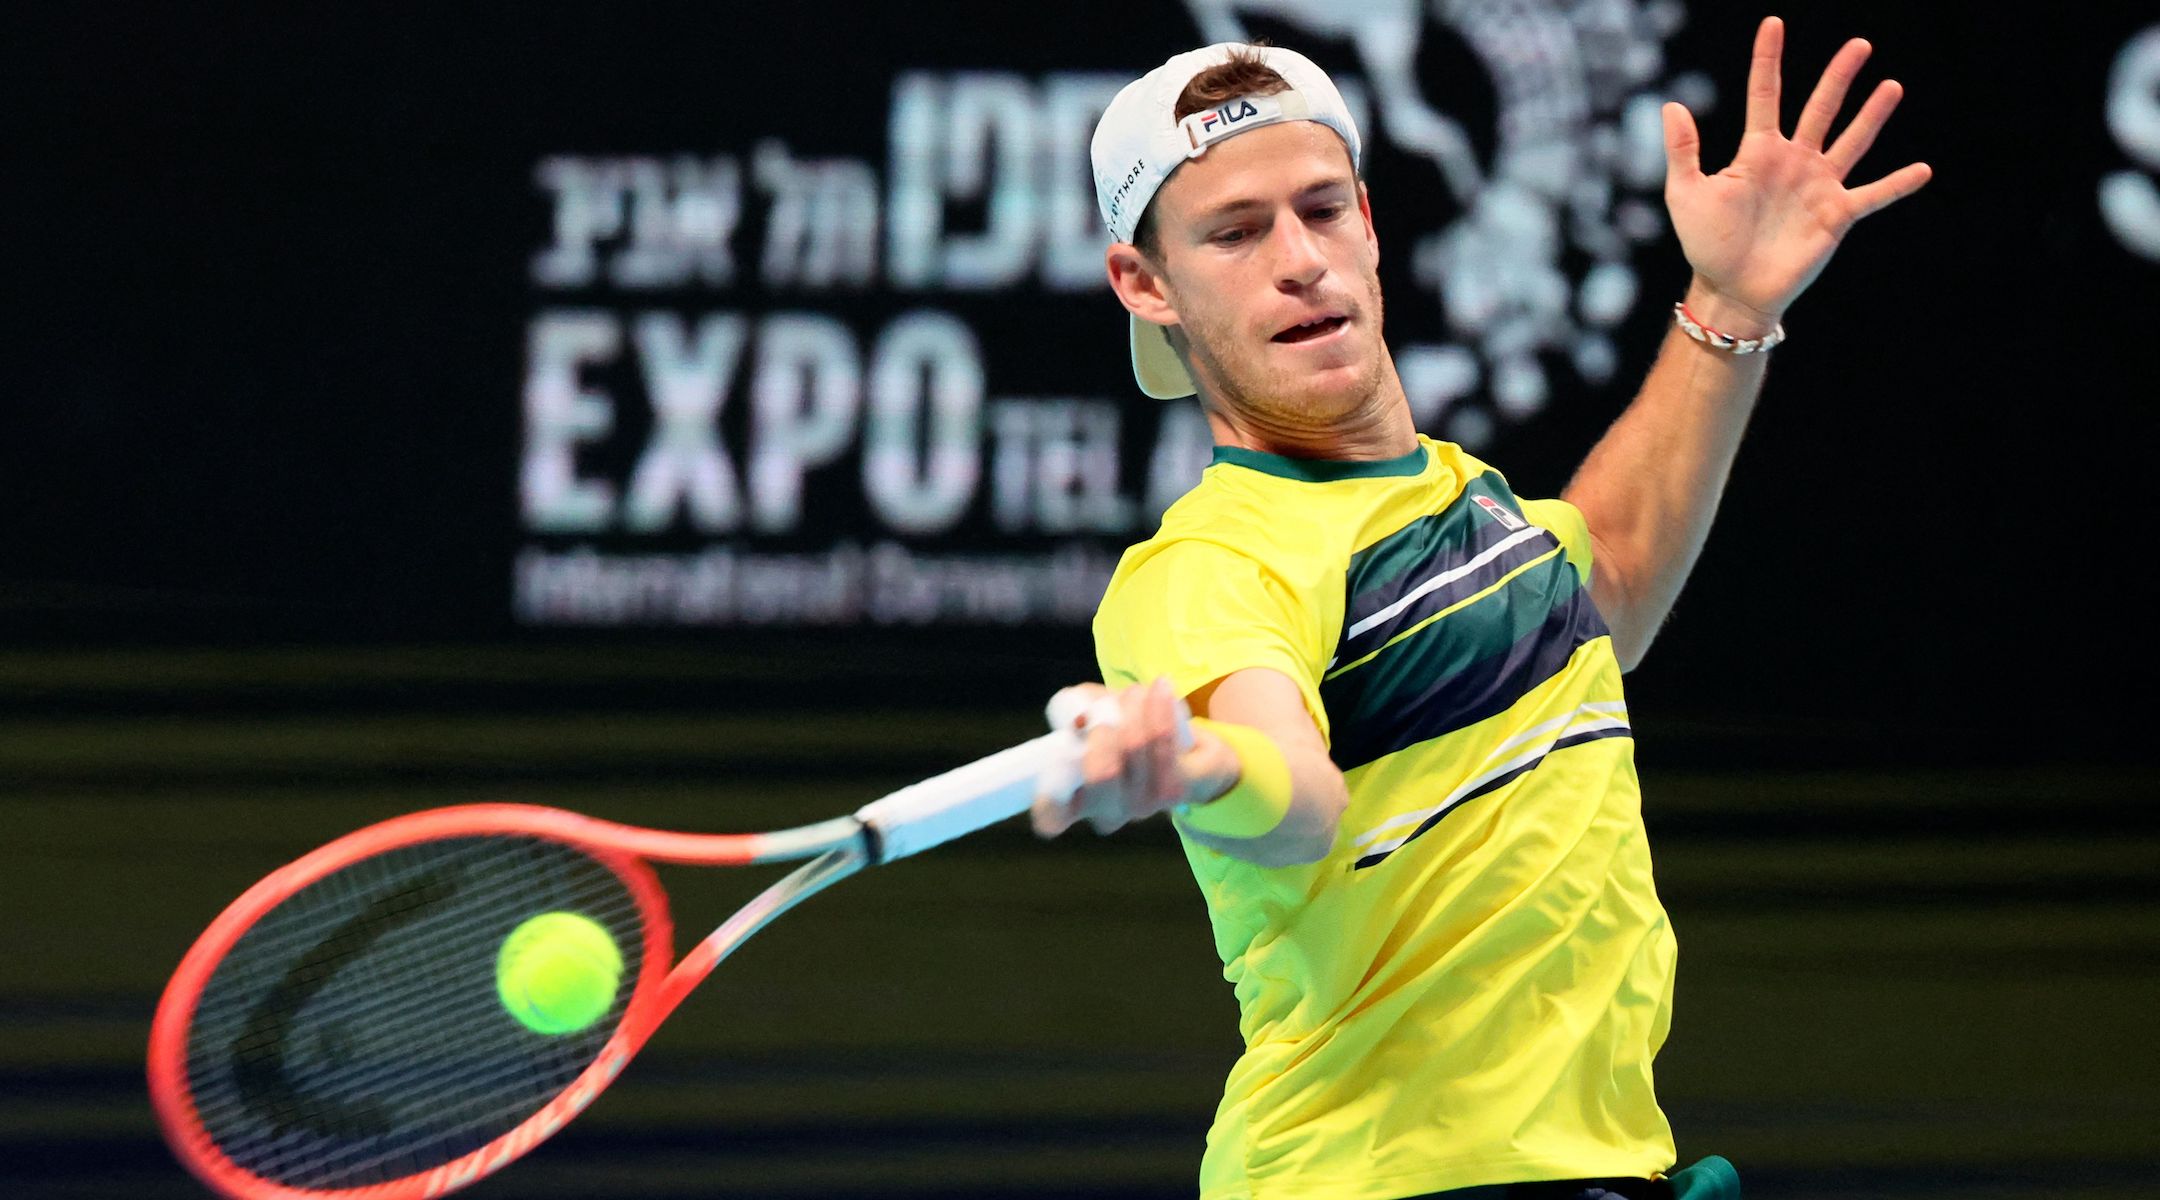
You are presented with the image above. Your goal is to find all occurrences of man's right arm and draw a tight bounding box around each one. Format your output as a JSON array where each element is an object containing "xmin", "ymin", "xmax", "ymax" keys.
[{"xmin": 1029, "ymin": 668, "xmax": 1347, "ymax": 867}]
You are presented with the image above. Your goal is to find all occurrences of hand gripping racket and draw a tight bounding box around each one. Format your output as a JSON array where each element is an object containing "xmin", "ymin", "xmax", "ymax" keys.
[{"xmin": 148, "ymin": 691, "xmax": 1139, "ymax": 1199}]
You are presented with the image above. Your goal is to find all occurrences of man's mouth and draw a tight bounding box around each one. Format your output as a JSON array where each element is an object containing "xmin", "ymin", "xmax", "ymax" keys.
[{"xmin": 1273, "ymin": 314, "xmax": 1350, "ymax": 344}]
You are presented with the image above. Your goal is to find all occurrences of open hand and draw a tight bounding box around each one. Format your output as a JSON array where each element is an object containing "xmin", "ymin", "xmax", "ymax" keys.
[{"xmin": 1664, "ymin": 17, "xmax": 1933, "ymax": 330}]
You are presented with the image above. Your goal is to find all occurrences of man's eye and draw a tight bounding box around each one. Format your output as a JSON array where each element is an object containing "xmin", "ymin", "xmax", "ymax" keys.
[
  {"xmin": 1212, "ymin": 228, "xmax": 1249, "ymax": 246},
  {"xmin": 1309, "ymin": 205, "xmax": 1344, "ymax": 222}
]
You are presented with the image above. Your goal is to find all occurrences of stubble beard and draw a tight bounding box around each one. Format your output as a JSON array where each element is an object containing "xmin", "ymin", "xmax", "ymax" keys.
[{"xmin": 1179, "ymin": 264, "xmax": 1390, "ymax": 438}]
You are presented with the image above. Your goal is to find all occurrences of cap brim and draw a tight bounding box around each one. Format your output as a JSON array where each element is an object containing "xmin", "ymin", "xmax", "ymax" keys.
[{"xmin": 1130, "ymin": 315, "xmax": 1196, "ymax": 399}]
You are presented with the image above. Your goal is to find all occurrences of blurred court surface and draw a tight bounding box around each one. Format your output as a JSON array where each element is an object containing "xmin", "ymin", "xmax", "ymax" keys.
[{"xmin": 4, "ymin": 645, "xmax": 2154, "ymax": 1200}]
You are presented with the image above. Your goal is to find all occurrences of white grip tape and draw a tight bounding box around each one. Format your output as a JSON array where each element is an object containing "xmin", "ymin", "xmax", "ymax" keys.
[
  {"xmin": 1044, "ymin": 686, "xmax": 1094, "ymax": 733},
  {"xmin": 859, "ymin": 688, "xmax": 1199, "ymax": 863},
  {"xmin": 1034, "ymin": 686, "xmax": 1194, "ymax": 806},
  {"xmin": 854, "ymin": 730, "xmax": 1077, "ymax": 863},
  {"xmin": 1046, "ymin": 686, "xmax": 1195, "ymax": 748}
]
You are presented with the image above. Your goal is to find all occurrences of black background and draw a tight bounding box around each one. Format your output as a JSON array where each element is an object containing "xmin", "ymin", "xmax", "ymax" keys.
[{"xmin": 11, "ymin": 1, "xmax": 2157, "ymax": 744}]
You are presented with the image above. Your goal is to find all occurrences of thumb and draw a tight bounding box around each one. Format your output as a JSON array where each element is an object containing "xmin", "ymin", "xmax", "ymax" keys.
[{"xmin": 1662, "ymin": 101, "xmax": 1702, "ymax": 191}]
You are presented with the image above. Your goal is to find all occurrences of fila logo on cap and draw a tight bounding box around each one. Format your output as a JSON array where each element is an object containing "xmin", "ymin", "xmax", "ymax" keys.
[
  {"xmin": 1176, "ymin": 92, "xmax": 1312, "ymax": 160},
  {"xmin": 1192, "ymin": 99, "xmax": 1260, "ymax": 141}
]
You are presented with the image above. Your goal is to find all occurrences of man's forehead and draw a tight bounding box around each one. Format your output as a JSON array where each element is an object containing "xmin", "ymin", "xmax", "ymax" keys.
[{"xmin": 1155, "ymin": 122, "xmax": 1359, "ymax": 219}]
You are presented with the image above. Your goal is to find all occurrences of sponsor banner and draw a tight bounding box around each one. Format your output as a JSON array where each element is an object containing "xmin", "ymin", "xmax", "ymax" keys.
[{"xmin": 516, "ymin": 0, "xmax": 1707, "ymax": 626}]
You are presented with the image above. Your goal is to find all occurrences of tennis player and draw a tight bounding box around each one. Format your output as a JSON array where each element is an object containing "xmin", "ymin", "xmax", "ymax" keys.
[{"xmin": 1030, "ymin": 18, "xmax": 1927, "ymax": 1200}]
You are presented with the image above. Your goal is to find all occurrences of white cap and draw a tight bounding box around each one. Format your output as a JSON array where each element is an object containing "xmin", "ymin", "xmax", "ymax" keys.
[{"xmin": 1090, "ymin": 44, "xmax": 1364, "ymax": 399}]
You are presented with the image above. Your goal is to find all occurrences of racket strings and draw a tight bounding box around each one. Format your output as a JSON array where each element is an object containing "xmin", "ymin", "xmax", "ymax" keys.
[{"xmin": 182, "ymin": 835, "xmax": 647, "ymax": 1191}]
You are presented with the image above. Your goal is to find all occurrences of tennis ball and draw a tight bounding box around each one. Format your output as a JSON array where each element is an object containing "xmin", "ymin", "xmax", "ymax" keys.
[{"xmin": 496, "ymin": 911, "xmax": 623, "ymax": 1036}]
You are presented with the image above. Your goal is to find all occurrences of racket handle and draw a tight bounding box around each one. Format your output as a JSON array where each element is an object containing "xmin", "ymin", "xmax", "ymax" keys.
[
  {"xmin": 855, "ymin": 687, "xmax": 1194, "ymax": 865},
  {"xmin": 854, "ymin": 730, "xmax": 1077, "ymax": 864},
  {"xmin": 1037, "ymin": 686, "xmax": 1194, "ymax": 803},
  {"xmin": 1045, "ymin": 684, "xmax": 1196, "ymax": 750}
]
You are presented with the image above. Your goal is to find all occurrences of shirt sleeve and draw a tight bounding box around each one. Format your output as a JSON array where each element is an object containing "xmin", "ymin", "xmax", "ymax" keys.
[
  {"xmin": 1091, "ymin": 538, "xmax": 1332, "ymax": 744},
  {"xmin": 1518, "ymin": 496, "xmax": 1594, "ymax": 586}
]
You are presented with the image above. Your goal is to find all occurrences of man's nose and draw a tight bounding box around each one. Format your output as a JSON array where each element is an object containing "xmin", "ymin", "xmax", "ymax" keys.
[{"xmin": 1275, "ymin": 216, "xmax": 1329, "ymax": 290}]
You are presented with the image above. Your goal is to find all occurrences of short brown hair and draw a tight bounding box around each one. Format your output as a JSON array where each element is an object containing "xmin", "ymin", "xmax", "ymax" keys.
[{"xmin": 1131, "ymin": 45, "xmax": 1293, "ymax": 258}]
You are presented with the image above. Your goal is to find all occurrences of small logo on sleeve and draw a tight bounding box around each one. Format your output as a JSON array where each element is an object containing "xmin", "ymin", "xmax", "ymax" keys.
[{"xmin": 1472, "ymin": 495, "xmax": 1527, "ymax": 530}]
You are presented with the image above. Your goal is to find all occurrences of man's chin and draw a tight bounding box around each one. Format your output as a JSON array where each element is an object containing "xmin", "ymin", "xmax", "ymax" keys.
[
  {"xmin": 1271, "ymin": 362, "xmax": 1381, "ymax": 422},
  {"xmin": 1194, "ymin": 346, "xmax": 1383, "ymax": 428}
]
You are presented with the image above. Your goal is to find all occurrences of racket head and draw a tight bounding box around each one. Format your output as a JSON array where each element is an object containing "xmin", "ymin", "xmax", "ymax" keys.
[{"xmin": 148, "ymin": 804, "xmax": 676, "ymax": 1200}]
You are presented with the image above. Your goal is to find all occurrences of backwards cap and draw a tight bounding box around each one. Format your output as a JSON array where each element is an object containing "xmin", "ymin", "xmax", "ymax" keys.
[{"xmin": 1089, "ymin": 44, "xmax": 1363, "ymax": 399}]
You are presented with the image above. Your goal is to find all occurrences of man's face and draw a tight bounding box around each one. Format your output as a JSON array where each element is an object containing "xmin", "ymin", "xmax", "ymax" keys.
[{"xmin": 1146, "ymin": 121, "xmax": 1385, "ymax": 426}]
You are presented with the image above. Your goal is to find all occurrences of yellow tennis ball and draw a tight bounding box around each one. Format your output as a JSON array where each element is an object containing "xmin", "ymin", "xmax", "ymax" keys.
[{"xmin": 496, "ymin": 911, "xmax": 623, "ymax": 1036}]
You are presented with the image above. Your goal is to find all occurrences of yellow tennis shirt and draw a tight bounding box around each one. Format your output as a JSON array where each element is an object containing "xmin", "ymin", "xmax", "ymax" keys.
[{"xmin": 1093, "ymin": 436, "xmax": 1677, "ymax": 1200}]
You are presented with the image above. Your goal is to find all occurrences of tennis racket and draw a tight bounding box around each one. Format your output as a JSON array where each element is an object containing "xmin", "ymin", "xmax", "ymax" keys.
[{"xmin": 148, "ymin": 690, "xmax": 1147, "ymax": 1200}]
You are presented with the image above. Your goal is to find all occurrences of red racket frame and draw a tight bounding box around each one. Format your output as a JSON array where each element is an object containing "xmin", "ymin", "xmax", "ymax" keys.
[{"xmin": 147, "ymin": 803, "xmax": 859, "ymax": 1200}]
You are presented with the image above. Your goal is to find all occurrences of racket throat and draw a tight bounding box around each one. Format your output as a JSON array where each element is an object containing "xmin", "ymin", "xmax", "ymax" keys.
[{"xmin": 854, "ymin": 818, "xmax": 887, "ymax": 865}]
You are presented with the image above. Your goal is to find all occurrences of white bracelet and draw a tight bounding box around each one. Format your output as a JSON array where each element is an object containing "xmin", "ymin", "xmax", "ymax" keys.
[{"xmin": 1673, "ymin": 301, "xmax": 1786, "ymax": 354}]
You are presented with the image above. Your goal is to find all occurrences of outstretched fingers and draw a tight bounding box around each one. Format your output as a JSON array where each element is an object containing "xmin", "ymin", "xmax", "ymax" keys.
[
  {"xmin": 1846, "ymin": 160, "xmax": 1935, "ymax": 221},
  {"xmin": 1824, "ymin": 78, "xmax": 1906, "ymax": 180},
  {"xmin": 1744, "ymin": 16, "xmax": 1785, "ymax": 135},
  {"xmin": 1792, "ymin": 37, "xmax": 1872, "ymax": 151}
]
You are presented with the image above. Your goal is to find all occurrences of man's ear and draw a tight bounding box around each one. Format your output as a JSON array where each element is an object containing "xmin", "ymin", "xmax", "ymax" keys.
[{"xmin": 1106, "ymin": 242, "xmax": 1179, "ymax": 328}]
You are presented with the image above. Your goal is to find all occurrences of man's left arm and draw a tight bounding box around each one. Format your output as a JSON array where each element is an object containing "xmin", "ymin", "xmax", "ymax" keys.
[{"xmin": 1563, "ymin": 16, "xmax": 1932, "ymax": 670}]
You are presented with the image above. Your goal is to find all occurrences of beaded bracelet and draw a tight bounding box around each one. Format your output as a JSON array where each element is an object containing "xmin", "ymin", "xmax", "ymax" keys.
[{"xmin": 1673, "ymin": 300, "xmax": 1786, "ymax": 354}]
